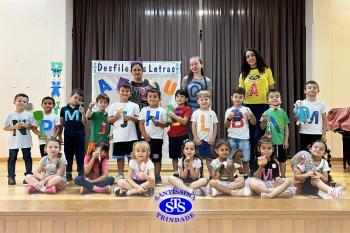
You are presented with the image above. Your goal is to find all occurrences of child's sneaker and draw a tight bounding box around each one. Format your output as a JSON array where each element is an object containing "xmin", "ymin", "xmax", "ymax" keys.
[
  {"xmin": 318, "ymin": 190, "xmax": 332, "ymax": 199},
  {"xmin": 243, "ymin": 187, "xmax": 252, "ymax": 197},
  {"xmin": 193, "ymin": 188, "xmax": 205, "ymax": 196},
  {"xmin": 261, "ymin": 192, "xmax": 270, "ymax": 199},
  {"xmin": 155, "ymin": 174, "xmax": 162, "ymax": 186},
  {"xmin": 66, "ymin": 173, "xmax": 73, "ymax": 182},
  {"xmin": 26, "ymin": 185, "xmax": 38, "ymax": 194},
  {"xmin": 8, "ymin": 177, "xmax": 16, "ymax": 185},
  {"xmin": 42, "ymin": 185, "xmax": 57, "ymax": 194},
  {"xmin": 210, "ymin": 187, "xmax": 219, "ymax": 197},
  {"xmin": 329, "ymin": 186, "xmax": 345, "ymax": 199},
  {"xmin": 143, "ymin": 188, "xmax": 155, "ymax": 197},
  {"xmin": 114, "ymin": 187, "xmax": 126, "ymax": 197},
  {"xmin": 115, "ymin": 174, "xmax": 124, "ymax": 183},
  {"xmin": 278, "ymin": 190, "xmax": 294, "ymax": 199}
]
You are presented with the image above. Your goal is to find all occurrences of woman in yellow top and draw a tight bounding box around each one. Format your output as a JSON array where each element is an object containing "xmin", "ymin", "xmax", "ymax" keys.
[{"xmin": 238, "ymin": 48, "xmax": 275, "ymax": 161}]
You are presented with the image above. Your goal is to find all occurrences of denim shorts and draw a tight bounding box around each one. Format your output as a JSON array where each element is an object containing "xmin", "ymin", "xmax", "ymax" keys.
[
  {"xmin": 197, "ymin": 140, "xmax": 215, "ymax": 159},
  {"xmin": 228, "ymin": 137, "xmax": 250, "ymax": 162}
]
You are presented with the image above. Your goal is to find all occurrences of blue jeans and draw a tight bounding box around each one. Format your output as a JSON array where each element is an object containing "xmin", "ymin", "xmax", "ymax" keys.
[
  {"xmin": 8, "ymin": 148, "xmax": 32, "ymax": 178},
  {"xmin": 228, "ymin": 138, "xmax": 251, "ymax": 162},
  {"xmin": 74, "ymin": 176, "xmax": 115, "ymax": 191}
]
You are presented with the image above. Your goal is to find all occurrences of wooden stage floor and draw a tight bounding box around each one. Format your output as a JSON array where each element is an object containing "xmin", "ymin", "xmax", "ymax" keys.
[{"xmin": 0, "ymin": 160, "xmax": 350, "ymax": 233}]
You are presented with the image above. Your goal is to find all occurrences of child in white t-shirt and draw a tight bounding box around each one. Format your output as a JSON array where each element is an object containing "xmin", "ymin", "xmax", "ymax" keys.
[
  {"xmin": 114, "ymin": 141, "xmax": 155, "ymax": 197},
  {"xmin": 191, "ymin": 91, "xmax": 218, "ymax": 177},
  {"xmin": 3, "ymin": 93, "xmax": 34, "ymax": 185},
  {"xmin": 32, "ymin": 96, "xmax": 60, "ymax": 157},
  {"xmin": 139, "ymin": 89, "xmax": 168, "ymax": 185},
  {"xmin": 298, "ymin": 81, "xmax": 327, "ymax": 150},
  {"xmin": 224, "ymin": 87, "xmax": 256, "ymax": 177},
  {"xmin": 108, "ymin": 83, "xmax": 140, "ymax": 180}
]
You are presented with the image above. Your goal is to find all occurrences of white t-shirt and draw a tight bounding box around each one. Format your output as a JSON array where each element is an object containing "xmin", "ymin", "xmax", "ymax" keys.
[
  {"xmin": 129, "ymin": 159, "xmax": 154, "ymax": 181},
  {"xmin": 33, "ymin": 112, "xmax": 60, "ymax": 145},
  {"xmin": 225, "ymin": 106, "xmax": 251, "ymax": 139},
  {"xmin": 315, "ymin": 158, "xmax": 330, "ymax": 173},
  {"xmin": 191, "ymin": 109, "xmax": 218, "ymax": 142},
  {"xmin": 40, "ymin": 155, "xmax": 67, "ymax": 179},
  {"xmin": 4, "ymin": 111, "xmax": 34, "ymax": 149},
  {"xmin": 178, "ymin": 157, "xmax": 202, "ymax": 174},
  {"xmin": 108, "ymin": 101, "xmax": 140, "ymax": 142},
  {"xmin": 139, "ymin": 106, "xmax": 167, "ymax": 139},
  {"xmin": 299, "ymin": 100, "xmax": 327, "ymax": 135}
]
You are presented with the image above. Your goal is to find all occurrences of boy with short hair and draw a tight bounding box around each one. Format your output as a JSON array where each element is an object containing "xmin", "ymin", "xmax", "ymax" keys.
[
  {"xmin": 86, "ymin": 93, "xmax": 110, "ymax": 154},
  {"xmin": 32, "ymin": 96, "xmax": 61, "ymax": 157},
  {"xmin": 224, "ymin": 87, "xmax": 256, "ymax": 177},
  {"xmin": 3, "ymin": 93, "xmax": 34, "ymax": 185},
  {"xmin": 139, "ymin": 88, "xmax": 168, "ymax": 185},
  {"xmin": 60, "ymin": 88, "xmax": 87, "ymax": 181},
  {"xmin": 298, "ymin": 80, "xmax": 327, "ymax": 150},
  {"xmin": 108, "ymin": 83, "xmax": 140, "ymax": 180},
  {"xmin": 167, "ymin": 89, "xmax": 192, "ymax": 177},
  {"xmin": 191, "ymin": 90, "xmax": 218, "ymax": 177},
  {"xmin": 260, "ymin": 89, "xmax": 290, "ymax": 178}
]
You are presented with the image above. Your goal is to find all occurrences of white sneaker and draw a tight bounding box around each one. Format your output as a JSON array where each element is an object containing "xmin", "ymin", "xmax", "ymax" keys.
[
  {"xmin": 318, "ymin": 190, "xmax": 333, "ymax": 199},
  {"xmin": 243, "ymin": 187, "xmax": 252, "ymax": 197},
  {"xmin": 211, "ymin": 187, "xmax": 219, "ymax": 197}
]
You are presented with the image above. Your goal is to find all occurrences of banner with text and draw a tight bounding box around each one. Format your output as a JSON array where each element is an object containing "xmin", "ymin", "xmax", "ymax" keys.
[{"xmin": 91, "ymin": 60, "xmax": 181, "ymax": 109}]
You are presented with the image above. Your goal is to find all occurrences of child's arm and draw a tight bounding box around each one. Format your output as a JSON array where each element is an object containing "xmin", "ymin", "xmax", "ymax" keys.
[
  {"xmin": 211, "ymin": 167, "xmax": 220, "ymax": 180},
  {"xmin": 167, "ymin": 112, "xmax": 190, "ymax": 125},
  {"xmin": 33, "ymin": 164, "xmax": 46, "ymax": 180},
  {"xmin": 85, "ymin": 102, "xmax": 94, "ymax": 120},
  {"xmin": 59, "ymin": 117, "xmax": 64, "ymax": 142},
  {"xmin": 56, "ymin": 163, "xmax": 66, "ymax": 177},
  {"xmin": 140, "ymin": 168, "xmax": 155, "ymax": 187},
  {"xmin": 3, "ymin": 123, "xmax": 23, "ymax": 131},
  {"xmin": 126, "ymin": 168, "xmax": 144, "ymax": 192},
  {"xmin": 188, "ymin": 163, "xmax": 200, "ymax": 180},
  {"xmin": 84, "ymin": 155, "xmax": 97, "ymax": 175},
  {"xmin": 284, "ymin": 124, "xmax": 289, "ymax": 149},
  {"xmin": 245, "ymin": 109, "xmax": 257, "ymax": 125},
  {"xmin": 108, "ymin": 111, "xmax": 122, "ymax": 124},
  {"xmin": 191, "ymin": 121, "xmax": 201, "ymax": 145},
  {"xmin": 152, "ymin": 119, "xmax": 169, "ymax": 128},
  {"xmin": 313, "ymin": 170, "xmax": 329, "ymax": 183},
  {"xmin": 139, "ymin": 120, "xmax": 150, "ymax": 142},
  {"xmin": 260, "ymin": 113, "xmax": 268, "ymax": 130},
  {"xmin": 294, "ymin": 169, "xmax": 314, "ymax": 182},
  {"xmin": 80, "ymin": 107, "xmax": 88, "ymax": 127},
  {"xmin": 179, "ymin": 163, "xmax": 189, "ymax": 180},
  {"xmin": 209, "ymin": 122, "xmax": 218, "ymax": 145},
  {"xmin": 321, "ymin": 112, "xmax": 327, "ymax": 143},
  {"xmin": 53, "ymin": 125, "xmax": 60, "ymax": 139},
  {"xmin": 123, "ymin": 115, "xmax": 139, "ymax": 123},
  {"xmin": 31, "ymin": 126, "xmax": 40, "ymax": 136}
]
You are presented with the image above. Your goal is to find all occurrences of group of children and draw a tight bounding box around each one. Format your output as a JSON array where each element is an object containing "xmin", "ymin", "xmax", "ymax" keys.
[{"xmin": 2, "ymin": 80, "xmax": 345, "ymax": 199}]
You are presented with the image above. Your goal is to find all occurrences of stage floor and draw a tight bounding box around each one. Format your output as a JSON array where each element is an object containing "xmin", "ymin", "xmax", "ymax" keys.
[{"xmin": 0, "ymin": 161, "xmax": 349, "ymax": 233}]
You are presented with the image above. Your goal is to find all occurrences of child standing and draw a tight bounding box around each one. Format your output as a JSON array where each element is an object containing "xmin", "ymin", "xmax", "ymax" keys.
[
  {"xmin": 247, "ymin": 136, "xmax": 295, "ymax": 198},
  {"xmin": 139, "ymin": 89, "xmax": 168, "ymax": 185},
  {"xmin": 108, "ymin": 84, "xmax": 139, "ymax": 180},
  {"xmin": 168, "ymin": 140, "xmax": 207, "ymax": 196},
  {"xmin": 191, "ymin": 91, "xmax": 218, "ymax": 177},
  {"xmin": 114, "ymin": 141, "xmax": 155, "ymax": 197},
  {"xmin": 209, "ymin": 139, "xmax": 251, "ymax": 197},
  {"xmin": 25, "ymin": 138, "xmax": 67, "ymax": 194},
  {"xmin": 3, "ymin": 93, "xmax": 34, "ymax": 185},
  {"xmin": 60, "ymin": 88, "xmax": 87, "ymax": 181},
  {"xmin": 85, "ymin": 93, "xmax": 110, "ymax": 154},
  {"xmin": 298, "ymin": 81, "xmax": 328, "ymax": 150},
  {"xmin": 74, "ymin": 141, "xmax": 114, "ymax": 194},
  {"xmin": 32, "ymin": 96, "xmax": 60, "ymax": 157},
  {"xmin": 260, "ymin": 89, "xmax": 290, "ymax": 178},
  {"xmin": 167, "ymin": 89, "xmax": 192, "ymax": 177},
  {"xmin": 291, "ymin": 140, "xmax": 345, "ymax": 199},
  {"xmin": 224, "ymin": 87, "xmax": 256, "ymax": 177}
]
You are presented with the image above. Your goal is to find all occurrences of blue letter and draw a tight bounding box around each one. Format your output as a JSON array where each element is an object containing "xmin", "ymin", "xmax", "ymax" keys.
[{"xmin": 98, "ymin": 79, "xmax": 112, "ymax": 94}]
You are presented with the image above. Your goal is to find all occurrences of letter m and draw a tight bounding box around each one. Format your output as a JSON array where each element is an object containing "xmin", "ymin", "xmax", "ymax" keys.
[{"xmin": 65, "ymin": 110, "xmax": 79, "ymax": 121}]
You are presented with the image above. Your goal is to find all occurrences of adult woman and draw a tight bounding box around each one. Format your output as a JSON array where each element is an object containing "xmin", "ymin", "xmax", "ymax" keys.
[
  {"xmin": 129, "ymin": 61, "xmax": 153, "ymax": 110},
  {"xmin": 181, "ymin": 56, "xmax": 213, "ymax": 112},
  {"xmin": 238, "ymin": 48, "xmax": 275, "ymax": 159}
]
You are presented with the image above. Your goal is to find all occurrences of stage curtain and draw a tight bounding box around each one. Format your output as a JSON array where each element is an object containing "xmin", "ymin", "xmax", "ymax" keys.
[
  {"xmin": 202, "ymin": 0, "xmax": 305, "ymax": 154},
  {"xmin": 72, "ymin": 0, "xmax": 200, "ymax": 103}
]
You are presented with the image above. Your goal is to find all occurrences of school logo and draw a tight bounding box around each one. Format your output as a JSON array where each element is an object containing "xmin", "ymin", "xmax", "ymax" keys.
[{"xmin": 154, "ymin": 189, "xmax": 195, "ymax": 223}]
